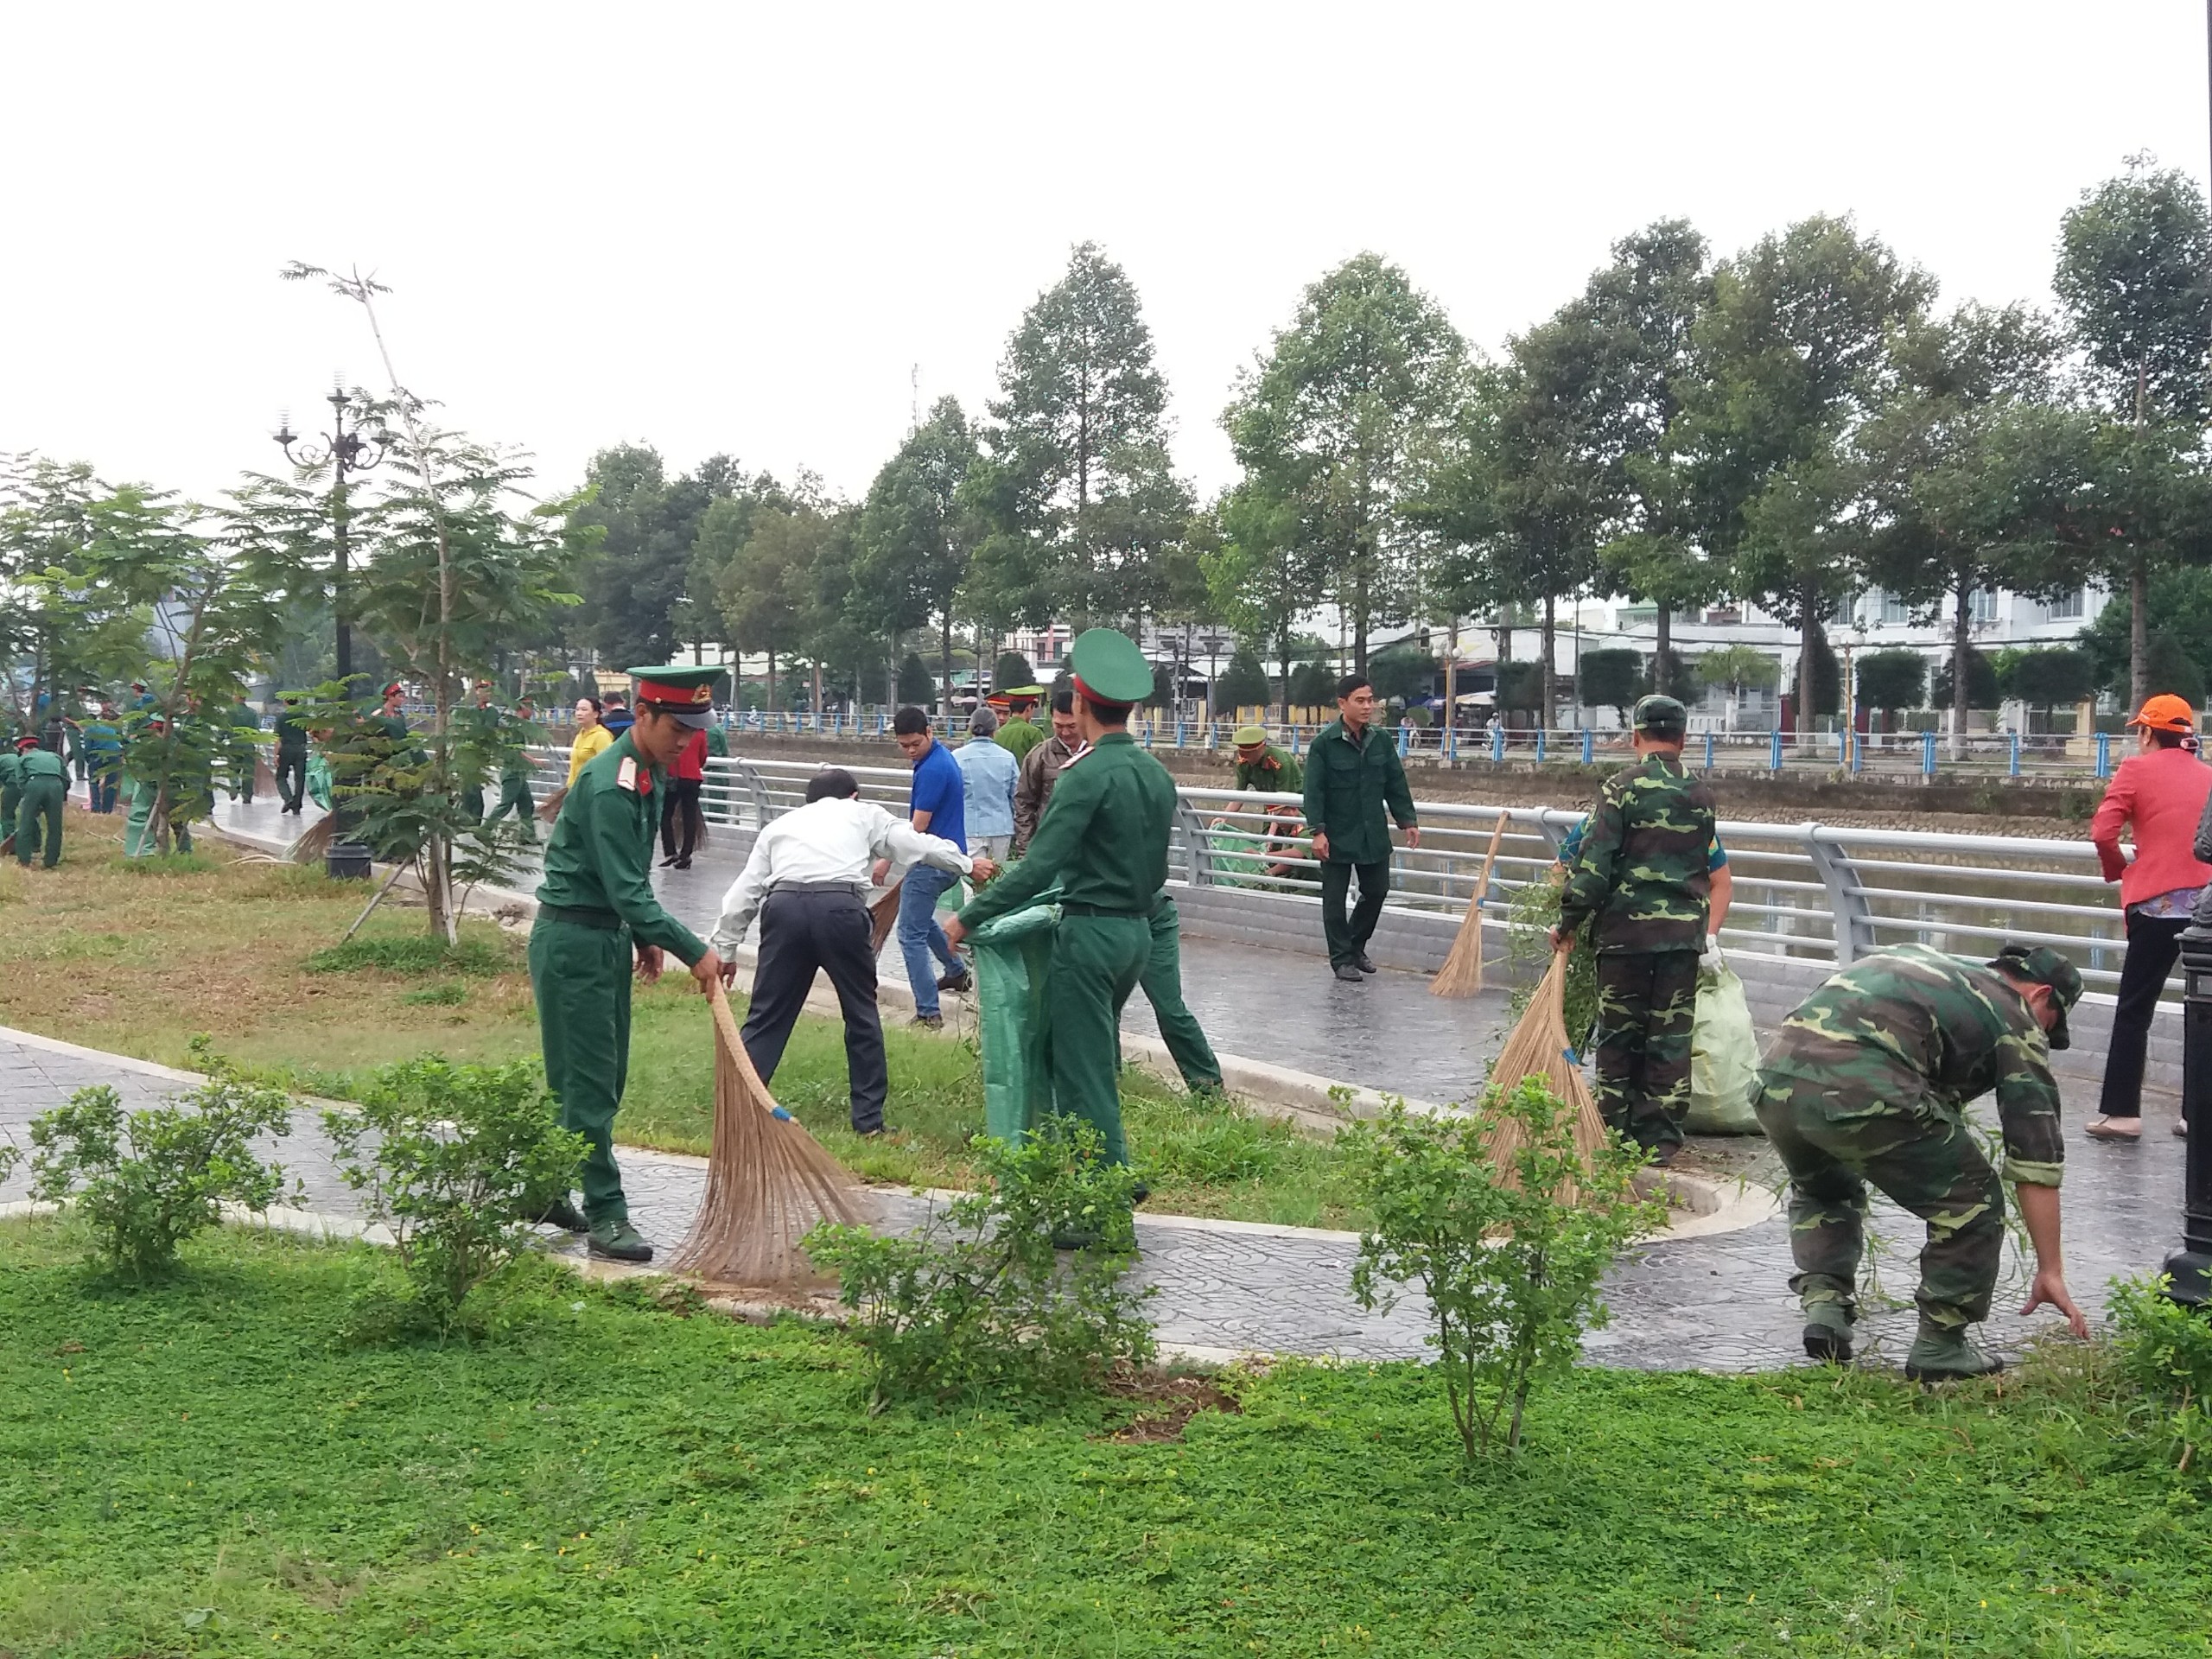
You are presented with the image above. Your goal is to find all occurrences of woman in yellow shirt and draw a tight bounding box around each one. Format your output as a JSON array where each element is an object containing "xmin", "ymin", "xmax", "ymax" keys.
[{"xmin": 566, "ymin": 696, "xmax": 613, "ymax": 786}]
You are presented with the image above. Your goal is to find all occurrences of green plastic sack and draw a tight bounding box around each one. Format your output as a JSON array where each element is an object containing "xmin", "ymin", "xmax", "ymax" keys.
[
  {"xmin": 307, "ymin": 753, "xmax": 333, "ymax": 810},
  {"xmin": 1687, "ymin": 962, "xmax": 1761, "ymax": 1135},
  {"xmin": 968, "ymin": 899, "xmax": 1062, "ymax": 1143}
]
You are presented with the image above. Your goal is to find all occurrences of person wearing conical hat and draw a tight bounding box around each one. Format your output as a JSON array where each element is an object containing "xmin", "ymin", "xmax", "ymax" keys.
[
  {"xmin": 944, "ymin": 631, "xmax": 1179, "ymax": 1185},
  {"xmin": 528, "ymin": 664, "xmax": 726, "ymax": 1262}
]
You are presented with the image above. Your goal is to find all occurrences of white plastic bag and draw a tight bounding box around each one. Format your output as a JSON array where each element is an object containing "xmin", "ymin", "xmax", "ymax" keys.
[{"xmin": 1687, "ymin": 963, "xmax": 1761, "ymax": 1135}]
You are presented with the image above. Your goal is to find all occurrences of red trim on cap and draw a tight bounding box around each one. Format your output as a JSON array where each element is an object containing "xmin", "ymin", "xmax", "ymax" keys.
[
  {"xmin": 636, "ymin": 678, "xmax": 715, "ymax": 706},
  {"xmin": 1070, "ymin": 672, "xmax": 1133, "ymax": 709}
]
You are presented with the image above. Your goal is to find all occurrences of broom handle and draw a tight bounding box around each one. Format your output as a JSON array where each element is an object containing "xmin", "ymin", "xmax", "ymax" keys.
[
  {"xmin": 706, "ymin": 976, "xmax": 792, "ymax": 1120},
  {"xmin": 1470, "ymin": 810, "xmax": 1509, "ymax": 912}
]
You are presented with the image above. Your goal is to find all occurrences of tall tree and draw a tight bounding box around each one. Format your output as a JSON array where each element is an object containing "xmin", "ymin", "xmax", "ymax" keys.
[
  {"xmin": 1580, "ymin": 220, "xmax": 1724, "ymax": 693},
  {"xmin": 2051, "ymin": 156, "xmax": 2212, "ymax": 708},
  {"xmin": 1858, "ymin": 302, "xmax": 2074, "ymax": 755},
  {"xmin": 717, "ymin": 502, "xmax": 839, "ymax": 715},
  {"xmin": 1202, "ymin": 484, "xmax": 1322, "ymax": 710},
  {"xmin": 981, "ymin": 244, "xmax": 1185, "ymax": 624},
  {"xmin": 568, "ymin": 446, "xmax": 734, "ymax": 668},
  {"xmin": 1680, "ymin": 215, "xmax": 1936, "ymax": 742},
  {"xmin": 1224, "ymin": 253, "xmax": 1468, "ymax": 673},
  {"xmin": 855, "ymin": 397, "xmax": 981, "ymax": 713}
]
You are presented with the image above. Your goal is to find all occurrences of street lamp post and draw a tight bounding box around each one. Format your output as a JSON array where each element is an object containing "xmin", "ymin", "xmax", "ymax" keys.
[
  {"xmin": 274, "ymin": 386, "xmax": 384, "ymax": 686},
  {"xmin": 2164, "ymin": 925, "xmax": 2212, "ymax": 1305}
]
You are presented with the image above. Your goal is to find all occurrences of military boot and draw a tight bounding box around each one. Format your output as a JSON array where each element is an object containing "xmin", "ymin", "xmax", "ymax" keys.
[
  {"xmin": 1801, "ymin": 1302, "xmax": 1854, "ymax": 1364},
  {"xmin": 588, "ymin": 1220, "xmax": 653, "ymax": 1263},
  {"xmin": 1903, "ymin": 1322, "xmax": 2003, "ymax": 1382}
]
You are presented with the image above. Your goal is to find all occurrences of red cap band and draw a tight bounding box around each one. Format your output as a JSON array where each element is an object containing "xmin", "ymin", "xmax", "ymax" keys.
[{"xmin": 636, "ymin": 679, "xmax": 715, "ymax": 707}]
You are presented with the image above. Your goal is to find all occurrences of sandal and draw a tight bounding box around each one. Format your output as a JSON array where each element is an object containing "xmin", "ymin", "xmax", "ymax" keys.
[{"xmin": 2083, "ymin": 1116, "xmax": 2143, "ymax": 1141}]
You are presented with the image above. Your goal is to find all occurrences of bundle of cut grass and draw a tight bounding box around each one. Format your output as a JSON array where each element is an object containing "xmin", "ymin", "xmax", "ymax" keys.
[
  {"xmin": 664, "ymin": 980, "xmax": 874, "ymax": 1288},
  {"xmin": 1430, "ymin": 810, "xmax": 1510, "ymax": 999},
  {"xmin": 1480, "ymin": 951, "xmax": 1610, "ymax": 1199}
]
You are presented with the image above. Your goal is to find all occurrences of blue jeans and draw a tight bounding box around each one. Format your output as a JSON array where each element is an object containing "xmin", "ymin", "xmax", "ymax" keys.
[{"xmin": 897, "ymin": 864, "xmax": 963, "ymax": 1016}]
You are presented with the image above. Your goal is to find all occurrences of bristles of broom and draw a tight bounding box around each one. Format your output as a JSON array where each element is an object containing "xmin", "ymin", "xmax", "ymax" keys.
[
  {"xmin": 868, "ymin": 880, "xmax": 902, "ymax": 953},
  {"xmin": 1431, "ymin": 810, "xmax": 1510, "ymax": 999},
  {"xmin": 289, "ymin": 813, "xmax": 337, "ymax": 865},
  {"xmin": 664, "ymin": 979, "xmax": 874, "ymax": 1288},
  {"xmin": 536, "ymin": 784, "xmax": 569, "ymax": 824},
  {"xmin": 1480, "ymin": 953, "xmax": 1610, "ymax": 1202},
  {"xmin": 255, "ymin": 754, "xmax": 278, "ymax": 798}
]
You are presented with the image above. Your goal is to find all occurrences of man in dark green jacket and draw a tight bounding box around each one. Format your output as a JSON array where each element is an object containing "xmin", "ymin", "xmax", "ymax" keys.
[
  {"xmin": 944, "ymin": 630, "xmax": 1176, "ymax": 1173},
  {"xmin": 530, "ymin": 665, "xmax": 726, "ymax": 1262},
  {"xmin": 1300, "ymin": 675, "xmax": 1419, "ymax": 982}
]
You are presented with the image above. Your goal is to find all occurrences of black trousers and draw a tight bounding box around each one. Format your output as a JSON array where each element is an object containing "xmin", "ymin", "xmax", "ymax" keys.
[
  {"xmin": 1320, "ymin": 858, "xmax": 1390, "ymax": 967},
  {"xmin": 276, "ymin": 750, "xmax": 308, "ymax": 811},
  {"xmin": 2099, "ymin": 907, "xmax": 2190, "ymax": 1119},
  {"xmin": 660, "ymin": 777, "xmax": 704, "ymax": 862},
  {"xmin": 741, "ymin": 888, "xmax": 887, "ymax": 1133}
]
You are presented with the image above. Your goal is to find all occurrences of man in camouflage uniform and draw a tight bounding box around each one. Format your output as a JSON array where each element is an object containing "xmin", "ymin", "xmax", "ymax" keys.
[
  {"xmin": 1552, "ymin": 695, "xmax": 1713, "ymax": 1165},
  {"xmin": 1756, "ymin": 941, "xmax": 2090, "ymax": 1379}
]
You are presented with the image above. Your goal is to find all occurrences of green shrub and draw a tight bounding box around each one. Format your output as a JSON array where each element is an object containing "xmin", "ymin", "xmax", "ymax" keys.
[
  {"xmin": 804, "ymin": 1123, "xmax": 1156, "ymax": 1411},
  {"xmin": 2107, "ymin": 1274, "xmax": 2212, "ymax": 1471},
  {"xmin": 20, "ymin": 1051, "xmax": 299, "ymax": 1278},
  {"xmin": 321, "ymin": 1056, "xmax": 585, "ymax": 1337},
  {"xmin": 1135, "ymin": 1091, "xmax": 1287, "ymax": 1186},
  {"xmin": 401, "ymin": 981, "xmax": 468, "ymax": 1007},
  {"xmin": 305, "ymin": 933, "xmax": 508, "ymax": 977},
  {"xmin": 1346, "ymin": 1079, "xmax": 1658, "ymax": 1457}
]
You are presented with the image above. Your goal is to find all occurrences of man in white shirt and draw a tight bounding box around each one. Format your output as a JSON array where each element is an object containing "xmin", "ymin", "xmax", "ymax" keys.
[{"xmin": 711, "ymin": 769, "xmax": 997, "ymax": 1135}]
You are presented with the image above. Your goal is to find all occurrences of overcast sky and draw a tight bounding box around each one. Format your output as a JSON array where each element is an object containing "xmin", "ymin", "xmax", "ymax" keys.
[{"xmin": 4, "ymin": 2, "xmax": 2208, "ymax": 512}]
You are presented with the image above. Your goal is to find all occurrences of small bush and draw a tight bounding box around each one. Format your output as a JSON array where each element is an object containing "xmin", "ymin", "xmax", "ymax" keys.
[
  {"xmin": 401, "ymin": 982, "xmax": 468, "ymax": 1007},
  {"xmin": 306, "ymin": 933, "xmax": 508, "ymax": 978},
  {"xmin": 2108, "ymin": 1274, "xmax": 2212, "ymax": 1471},
  {"xmin": 1347, "ymin": 1079, "xmax": 1659, "ymax": 1457},
  {"xmin": 804, "ymin": 1122, "xmax": 1156, "ymax": 1411},
  {"xmin": 321, "ymin": 1056, "xmax": 585, "ymax": 1337},
  {"xmin": 21, "ymin": 1052, "xmax": 299, "ymax": 1279}
]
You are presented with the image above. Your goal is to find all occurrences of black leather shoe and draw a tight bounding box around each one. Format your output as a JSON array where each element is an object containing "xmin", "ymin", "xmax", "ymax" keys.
[
  {"xmin": 588, "ymin": 1221, "xmax": 653, "ymax": 1263},
  {"xmin": 1352, "ymin": 953, "xmax": 1378, "ymax": 974},
  {"xmin": 1332, "ymin": 963, "xmax": 1364, "ymax": 983},
  {"xmin": 936, "ymin": 969, "xmax": 974, "ymax": 994}
]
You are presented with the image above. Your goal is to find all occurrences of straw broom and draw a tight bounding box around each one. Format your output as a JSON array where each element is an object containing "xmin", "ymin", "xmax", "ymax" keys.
[
  {"xmin": 289, "ymin": 812, "xmax": 337, "ymax": 865},
  {"xmin": 868, "ymin": 880, "xmax": 902, "ymax": 952},
  {"xmin": 1430, "ymin": 810, "xmax": 1510, "ymax": 998},
  {"xmin": 1480, "ymin": 952, "xmax": 1610, "ymax": 1200},
  {"xmin": 535, "ymin": 783, "xmax": 568, "ymax": 824},
  {"xmin": 664, "ymin": 979, "xmax": 874, "ymax": 1288}
]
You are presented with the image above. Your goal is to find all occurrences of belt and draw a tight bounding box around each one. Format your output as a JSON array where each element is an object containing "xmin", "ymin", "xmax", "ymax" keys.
[
  {"xmin": 541, "ymin": 903, "xmax": 624, "ymax": 931},
  {"xmin": 1058, "ymin": 901, "xmax": 1145, "ymax": 918},
  {"xmin": 769, "ymin": 880, "xmax": 868, "ymax": 897}
]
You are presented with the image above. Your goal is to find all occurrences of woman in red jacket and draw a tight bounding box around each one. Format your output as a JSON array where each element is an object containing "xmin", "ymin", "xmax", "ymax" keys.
[{"xmin": 2086, "ymin": 694, "xmax": 2212, "ymax": 1140}]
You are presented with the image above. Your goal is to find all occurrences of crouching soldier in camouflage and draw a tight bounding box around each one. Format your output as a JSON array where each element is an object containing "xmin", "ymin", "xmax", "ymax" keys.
[
  {"xmin": 1551, "ymin": 695, "xmax": 1714, "ymax": 1166},
  {"xmin": 1756, "ymin": 941, "xmax": 2091, "ymax": 1380}
]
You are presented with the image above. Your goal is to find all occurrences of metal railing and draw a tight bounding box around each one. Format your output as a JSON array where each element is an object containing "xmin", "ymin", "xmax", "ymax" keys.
[
  {"xmin": 529, "ymin": 749, "xmax": 2144, "ymax": 1007},
  {"xmin": 540, "ymin": 709, "xmax": 2126, "ymax": 780}
]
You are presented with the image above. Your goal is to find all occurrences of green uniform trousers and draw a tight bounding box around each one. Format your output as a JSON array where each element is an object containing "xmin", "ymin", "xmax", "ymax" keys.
[
  {"xmin": 16, "ymin": 776, "xmax": 63, "ymax": 868},
  {"xmin": 529, "ymin": 913, "xmax": 634, "ymax": 1225},
  {"xmin": 1319, "ymin": 858, "xmax": 1390, "ymax": 969},
  {"xmin": 0, "ymin": 785, "xmax": 21, "ymax": 842},
  {"xmin": 1752, "ymin": 1073, "xmax": 2008, "ymax": 1332},
  {"xmin": 1045, "ymin": 912, "xmax": 1151, "ymax": 1166},
  {"xmin": 1140, "ymin": 899, "xmax": 1222, "ymax": 1091},
  {"xmin": 481, "ymin": 776, "xmax": 537, "ymax": 841},
  {"xmin": 1592, "ymin": 949, "xmax": 1700, "ymax": 1152}
]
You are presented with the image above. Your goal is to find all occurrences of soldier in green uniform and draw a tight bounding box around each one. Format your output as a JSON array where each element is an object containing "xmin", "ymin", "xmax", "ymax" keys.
[
  {"xmin": 273, "ymin": 694, "xmax": 311, "ymax": 815},
  {"xmin": 993, "ymin": 688, "xmax": 1046, "ymax": 762},
  {"xmin": 530, "ymin": 664, "xmax": 726, "ymax": 1262},
  {"xmin": 944, "ymin": 631, "xmax": 1175, "ymax": 1175},
  {"xmin": 1756, "ymin": 941, "xmax": 2090, "ymax": 1378},
  {"xmin": 226, "ymin": 697, "xmax": 262, "ymax": 804},
  {"xmin": 480, "ymin": 696, "xmax": 541, "ymax": 842},
  {"xmin": 1230, "ymin": 725, "xmax": 1303, "ymax": 795},
  {"xmin": 703, "ymin": 718, "xmax": 729, "ymax": 760},
  {"xmin": 1551, "ymin": 695, "xmax": 1713, "ymax": 1165},
  {"xmin": 1140, "ymin": 893, "xmax": 1223, "ymax": 1095},
  {"xmin": 0, "ymin": 741, "xmax": 23, "ymax": 845},
  {"xmin": 457, "ymin": 682, "xmax": 501, "ymax": 824},
  {"xmin": 14, "ymin": 737, "xmax": 67, "ymax": 868},
  {"xmin": 1302, "ymin": 675, "xmax": 1420, "ymax": 982}
]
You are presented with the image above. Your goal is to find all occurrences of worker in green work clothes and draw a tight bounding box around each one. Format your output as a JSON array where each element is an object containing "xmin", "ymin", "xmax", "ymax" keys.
[
  {"xmin": 0, "ymin": 743, "xmax": 23, "ymax": 846},
  {"xmin": 273, "ymin": 694, "xmax": 310, "ymax": 815},
  {"xmin": 14, "ymin": 737, "xmax": 67, "ymax": 868},
  {"xmin": 1552, "ymin": 695, "xmax": 1713, "ymax": 1166},
  {"xmin": 1302, "ymin": 675, "xmax": 1420, "ymax": 982},
  {"xmin": 944, "ymin": 630, "xmax": 1176, "ymax": 1185},
  {"xmin": 480, "ymin": 696, "xmax": 541, "ymax": 842},
  {"xmin": 457, "ymin": 682, "xmax": 501, "ymax": 823},
  {"xmin": 1755, "ymin": 941, "xmax": 2089, "ymax": 1380},
  {"xmin": 529, "ymin": 664, "xmax": 726, "ymax": 1263},
  {"xmin": 994, "ymin": 688, "xmax": 1046, "ymax": 762}
]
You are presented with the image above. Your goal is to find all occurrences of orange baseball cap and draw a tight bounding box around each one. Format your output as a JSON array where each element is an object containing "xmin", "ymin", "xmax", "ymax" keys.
[{"xmin": 2126, "ymin": 694, "xmax": 2198, "ymax": 733}]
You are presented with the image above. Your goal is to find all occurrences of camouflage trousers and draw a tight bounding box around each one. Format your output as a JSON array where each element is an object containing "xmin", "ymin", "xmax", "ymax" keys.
[
  {"xmin": 1592, "ymin": 950, "xmax": 1700, "ymax": 1152},
  {"xmin": 1751, "ymin": 1070, "xmax": 2006, "ymax": 1332}
]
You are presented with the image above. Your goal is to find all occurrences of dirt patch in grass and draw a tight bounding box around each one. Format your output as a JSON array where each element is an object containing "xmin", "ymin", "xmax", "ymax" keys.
[{"xmin": 1099, "ymin": 1368, "xmax": 1245, "ymax": 1443}]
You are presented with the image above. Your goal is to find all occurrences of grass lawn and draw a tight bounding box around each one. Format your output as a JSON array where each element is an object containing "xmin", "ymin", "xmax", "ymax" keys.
[
  {"xmin": 3, "ymin": 1219, "xmax": 2206, "ymax": 1657},
  {"xmin": 0, "ymin": 807, "xmax": 1355, "ymax": 1226}
]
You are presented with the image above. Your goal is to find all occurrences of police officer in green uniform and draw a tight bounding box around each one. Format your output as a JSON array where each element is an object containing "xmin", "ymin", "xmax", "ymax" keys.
[
  {"xmin": 1230, "ymin": 725, "xmax": 1303, "ymax": 795},
  {"xmin": 15, "ymin": 737, "xmax": 67, "ymax": 867},
  {"xmin": 944, "ymin": 631, "xmax": 1176, "ymax": 1174},
  {"xmin": 530, "ymin": 664, "xmax": 726, "ymax": 1262},
  {"xmin": 994, "ymin": 688, "xmax": 1047, "ymax": 762},
  {"xmin": 1756, "ymin": 941, "xmax": 2090, "ymax": 1378}
]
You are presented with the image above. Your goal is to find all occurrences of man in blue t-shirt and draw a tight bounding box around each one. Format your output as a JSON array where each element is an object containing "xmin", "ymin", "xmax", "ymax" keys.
[{"xmin": 892, "ymin": 707, "xmax": 970, "ymax": 1026}]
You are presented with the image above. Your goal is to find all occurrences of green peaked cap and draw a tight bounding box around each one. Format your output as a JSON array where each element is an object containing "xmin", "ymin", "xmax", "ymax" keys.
[{"xmin": 1067, "ymin": 628, "xmax": 1153, "ymax": 706}]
